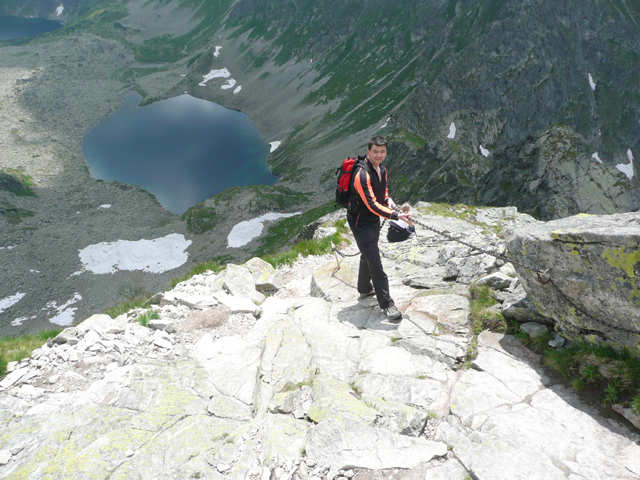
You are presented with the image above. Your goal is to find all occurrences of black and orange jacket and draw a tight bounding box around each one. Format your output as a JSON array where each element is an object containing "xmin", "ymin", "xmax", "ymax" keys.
[{"xmin": 349, "ymin": 157, "xmax": 399, "ymax": 224}]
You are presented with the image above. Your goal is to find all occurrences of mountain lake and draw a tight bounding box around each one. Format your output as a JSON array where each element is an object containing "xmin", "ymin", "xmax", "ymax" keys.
[
  {"xmin": 0, "ymin": 15, "xmax": 62, "ymax": 41},
  {"xmin": 83, "ymin": 93, "xmax": 276, "ymax": 214}
]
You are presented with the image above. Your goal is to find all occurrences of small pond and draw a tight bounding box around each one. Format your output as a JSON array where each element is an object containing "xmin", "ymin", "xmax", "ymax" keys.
[
  {"xmin": 0, "ymin": 15, "xmax": 62, "ymax": 41},
  {"xmin": 83, "ymin": 93, "xmax": 277, "ymax": 214}
]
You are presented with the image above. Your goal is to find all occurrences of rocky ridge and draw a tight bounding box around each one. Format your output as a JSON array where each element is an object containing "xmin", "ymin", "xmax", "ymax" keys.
[{"xmin": 1, "ymin": 204, "xmax": 639, "ymax": 479}]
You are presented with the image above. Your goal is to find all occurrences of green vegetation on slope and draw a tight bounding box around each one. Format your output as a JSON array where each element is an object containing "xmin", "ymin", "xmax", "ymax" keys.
[
  {"xmin": 0, "ymin": 168, "xmax": 36, "ymax": 196},
  {"xmin": 0, "ymin": 330, "xmax": 61, "ymax": 378}
]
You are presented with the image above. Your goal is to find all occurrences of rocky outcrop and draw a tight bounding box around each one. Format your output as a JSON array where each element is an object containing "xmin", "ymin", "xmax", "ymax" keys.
[
  {"xmin": 1, "ymin": 205, "xmax": 639, "ymax": 479},
  {"xmin": 507, "ymin": 211, "xmax": 640, "ymax": 352}
]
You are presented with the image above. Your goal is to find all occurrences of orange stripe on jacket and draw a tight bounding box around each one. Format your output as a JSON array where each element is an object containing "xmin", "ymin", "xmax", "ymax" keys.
[
  {"xmin": 353, "ymin": 168, "xmax": 395, "ymax": 219},
  {"xmin": 384, "ymin": 170, "xmax": 389, "ymax": 202}
]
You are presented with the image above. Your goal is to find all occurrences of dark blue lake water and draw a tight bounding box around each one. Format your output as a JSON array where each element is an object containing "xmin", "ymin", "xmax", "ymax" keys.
[
  {"xmin": 83, "ymin": 93, "xmax": 276, "ymax": 214},
  {"xmin": 0, "ymin": 16, "xmax": 62, "ymax": 41}
]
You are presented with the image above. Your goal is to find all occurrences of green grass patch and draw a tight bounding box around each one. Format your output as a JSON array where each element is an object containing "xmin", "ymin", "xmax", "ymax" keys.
[
  {"xmin": 0, "ymin": 200, "xmax": 34, "ymax": 224},
  {"xmin": 0, "ymin": 168, "xmax": 36, "ymax": 196},
  {"xmin": 466, "ymin": 283, "xmax": 504, "ymax": 361},
  {"xmin": 262, "ymin": 230, "xmax": 348, "ymax": 268},
  {"xmin": 256, "ymin": 201, "xmax": 340, "ymax": 257},
  {"xmin": 0, "ymin": 330, "xmax": 61, "ymax": 378},
  {"xmin": 390, "ymin": 129, "xmax": 426, "ymax": 150},
  {"xmin": 181, "ymin": 205, "xmax": 219, "ymax": 234},
  {"xmin": 136, "ymin": 310, "xmax": 159, "ymax": 327},
  {"xmin": 542, "ymin": 340, "xmax": 640, "ymax": 411},
  {"xmin": 417, "ymin": 202, "xmax": 504, "ymax": 237},
  {"xmin": 104, "ymin": 296, "xmax": 151, "ymax": 319},
  {"xmin": 169, "ymin": 256, "xmax": 230, "ymax": 288}
]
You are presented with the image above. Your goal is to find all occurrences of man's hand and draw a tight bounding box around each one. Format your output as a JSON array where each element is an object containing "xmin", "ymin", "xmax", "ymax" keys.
[{"xmin": 398, "ymin": 213, "xmax": 413, "ymax": 225}]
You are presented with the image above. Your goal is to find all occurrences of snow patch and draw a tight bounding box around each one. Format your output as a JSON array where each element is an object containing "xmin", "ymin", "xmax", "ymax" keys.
[
  {"xmin": 56, "ymin": 4, "xmax": 64, "ymax": 16},
  {"xmin": 0, "ymin": 245, "xmax": 17, "ymax": 250},
  {"xmin": 221, "ymin": 78, "xmax": 237, "ymax": 90},
  {"xmin": 592, "ymin": 152, "xmax": 603, "ymax": 164},
  {"xmin": 479, "ymin": 145, "xmax": 490, "ymax": 157},
  {"xmin": 588, "ymin": 73, "xmax": 596, "ymax": 91},
  {"xmin": 228, "ymin": 212, "xmax": 301, "ymax": 248},
  {"xmin": 78, "ymin": 233, "xmax": 192, "ymax": 274},
  {"xmin": 47, "ymin": 293, "xmax": 82, "ymax": 326},
  {"xmin": 616, "ymin": 150, "xmax": 634, "ymax": 180},
  {"xmin": 0, "ymin": 292, "xmax": 26, "ymax": 314},
  {"xmin": 380, "ymin": 117, "xmax": 390, "ymax": 129},
  {"xmin": 29, "ymin": 269, "xmax": 40, "ymax": 274},
  {"xmin": 214, "ymin": 46, "xmax": 222, "ymax": 57},
  {"xmin": 70, "ymin": 270, "xmax": 83, "ymax": 277},
  {"xmin": 233, "ymin": 85, "xmax": 243, "ymax": 95},
  {"xmin": 269, "ymin": 141, "xmax": 282, "ymax": 153},
  {"xmin": 199, "ymin": 68, "xmax": 231, "ymax": 87},
  {"xmin": 98, "ymin": 204, "xmax": 111, "ymax": 209},
  {"xmin": 11, "ymin": 316, "xmax": 35, "ymax": 327},
  {"xmin": 447, "ymin": 122, "xmax": 456, "ymax": 139}
]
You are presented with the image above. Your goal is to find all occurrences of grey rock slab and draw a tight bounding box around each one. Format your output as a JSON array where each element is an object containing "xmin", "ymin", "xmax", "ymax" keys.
[
  {"xmin": 359, "ymin": 345, "xmax": 442, "ymax": 380},
  {"xmin": 507, "ymin": 211, "xmax": 640, "ymax": 351},
  {"xmin": 404, "ymin": 293, "xmax": 470, "ymax": 331},
  {"xmin": 307, "ymin": 374, "xmax": 378, "ymax": 425},
  {"xmin": 148, "ymin": 318, "xmax": 177, "ymax": 333},
  {"xmin": 220, "ymin": 263, "xmax": 265, "ymax": 305},
  {"xmin": 612, "ymin": 404, "xmax": 640, "ymax": 431},
  {"xmin": 192, "ymin": 334, "xmax": 261, "ymax": 405},
  {"xmin": 441, "ymin": 384, "xmax": 640, "ymax": 480},
  {"xmin": 51, "ymin": 327, "xmax": 79, "ymax": 345},
  {"xmin": 75, "ymin": 313, "xmax": 126, "ymax": 336},
  {"xmin": 310, "ymin": 260, "xmax": 359, "ymax": 303},
  {"xmin": 207, "ymin": 395, "xmax": 253, "ymax": 421},
  {"xmin": 520, "ymin": 322, "xmax": 549, "ymax": 338},
  {"xmin": 472, "ymin": 347, "xmax": 547, "ymax": 399},
  {"xmin": 213, "ymin": 292, "xmax": 260, "ymax": 316},
  {"xmin": 475, "ymin": 271, "xmax": 513, "ymax": 290},
  {"xmin": 255, "ymin": 318, "xmax": 313, "ymax": 415},
  {"xmin": 354, "ymin": 372, "xmax": 446, "ymax": 412},
  {"xmin": 0, "ymin": 367, "xmax": 31, "ymax": 390},
  {"xmin": 270, "ymin": 385, "xmax": 313, "ymax": 419},
  {"xmin": 293, "ymin": 299, "xmax": 361, "ymax": 382},
  {"xmin": 260, "ymin": 413, "xmax": 309, "ymax": 464},
  {"xmin": 450, "ymin": 369, "xmax": 521, "ymax": 424},
  {"xmin": 306, "ymin": 418, "xmax": 448, "ymax": 470},
  {"xmin": 244, "ymin": 257, "xmax": 280, "ymax": 294}
]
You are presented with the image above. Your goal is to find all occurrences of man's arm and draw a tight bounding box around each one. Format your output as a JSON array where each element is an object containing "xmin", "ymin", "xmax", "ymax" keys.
[{"xmin": 353, "ymin": 168, "xmax": 398, "ymax": 220}]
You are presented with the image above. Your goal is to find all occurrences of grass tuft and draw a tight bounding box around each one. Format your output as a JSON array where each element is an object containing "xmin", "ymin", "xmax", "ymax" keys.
[
  {"xmin": 0, "ymin": 330, "xmax": 61, "ymax": 377},
  {"xmin": 104, "ymin": 296, "xmax": 151, "ymax": 319},
  {"xmin": 136, "ymin": 310, "xmax": 159, "ymax": 327}
]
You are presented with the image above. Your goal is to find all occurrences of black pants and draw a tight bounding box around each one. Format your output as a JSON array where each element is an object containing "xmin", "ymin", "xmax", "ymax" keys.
[{"xmin": 347, "ymin": 213, "xmax": 393, "ymax": 309}]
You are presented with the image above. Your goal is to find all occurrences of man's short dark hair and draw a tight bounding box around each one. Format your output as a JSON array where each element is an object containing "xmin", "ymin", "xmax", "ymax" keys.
[{"xmin": 368, "ymin": 135, "xmax": 388, "ymax": 150}]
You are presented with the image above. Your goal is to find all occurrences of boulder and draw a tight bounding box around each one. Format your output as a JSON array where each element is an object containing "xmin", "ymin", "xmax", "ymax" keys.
[
  {"xmin": 244, "ymin": 257, "xmax": 279, "ymax": 295},
  {"xmin": 507, "ymin": 211, "xmax": 640, "ymax": 352},
  {"xmin": 75, "ymin": 314, "xmax": 126, "ymax": 336}
]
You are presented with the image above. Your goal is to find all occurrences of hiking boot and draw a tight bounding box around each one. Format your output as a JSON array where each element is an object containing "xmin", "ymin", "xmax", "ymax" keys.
[
  {"xmin": 383, "ymin": 304, "xmax": 402, "ymax": 322},
  {"xmin": 358, "ymin": 289, "xmax": 375, "ymax": 300}
]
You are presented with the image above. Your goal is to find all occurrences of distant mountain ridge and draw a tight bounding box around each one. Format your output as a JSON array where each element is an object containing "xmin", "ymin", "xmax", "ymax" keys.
[{"xmin": 4, "ymin": 0, "xmax": 639, "ymax": 218}]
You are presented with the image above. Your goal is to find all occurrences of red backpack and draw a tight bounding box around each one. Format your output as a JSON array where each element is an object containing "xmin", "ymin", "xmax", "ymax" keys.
[{"xmin": 335, "ymin": 155, "xmax": 365, "ymax": 208}]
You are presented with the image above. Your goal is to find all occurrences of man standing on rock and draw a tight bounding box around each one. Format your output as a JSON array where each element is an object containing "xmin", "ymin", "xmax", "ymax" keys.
[{"xmin": 347, "ymin": 135, "xmax": 412, "ymax": 322}]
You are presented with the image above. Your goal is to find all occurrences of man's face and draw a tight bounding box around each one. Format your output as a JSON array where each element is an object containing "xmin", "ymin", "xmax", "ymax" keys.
[{"xmin": 368, "ymin": 144, "xmax": 387, "ymax": 167}]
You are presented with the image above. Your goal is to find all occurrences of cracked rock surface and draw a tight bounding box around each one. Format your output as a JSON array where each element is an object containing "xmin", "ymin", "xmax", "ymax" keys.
[{"xmin": 1, "ymin": 206, "xmax": 639, "ymax": 479}]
